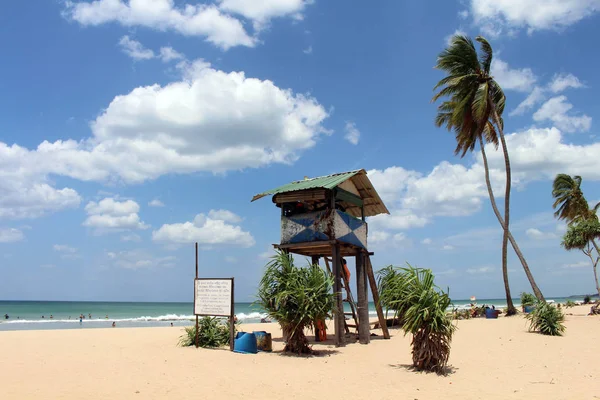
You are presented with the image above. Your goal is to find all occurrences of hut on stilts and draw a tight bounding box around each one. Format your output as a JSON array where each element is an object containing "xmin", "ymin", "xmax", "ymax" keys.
[{"xmin": 251, "ymin": 169, "xmax": 391, "ymax": 346}]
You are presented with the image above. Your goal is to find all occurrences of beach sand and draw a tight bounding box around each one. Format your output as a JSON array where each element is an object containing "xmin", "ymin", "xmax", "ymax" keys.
[{"xmin": 1, "ymin": 305, "xmax": 598, "ymax": 400}]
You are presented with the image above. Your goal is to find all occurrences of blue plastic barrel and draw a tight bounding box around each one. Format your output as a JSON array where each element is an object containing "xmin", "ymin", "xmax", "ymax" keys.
[
  {"xmin": 523, "ymin": 305, "xmax": 535, "ymax": 313},
  {"xmin": 485, "ymin": 309, "xmax": 499, "ymax": 319},
  {"xmin": 234, "ymin": 332, "xmax": 258, "ymax": 354},
  {"xmin": 253, "ymin": 331, "xmax": 272, "ymax": 352}
]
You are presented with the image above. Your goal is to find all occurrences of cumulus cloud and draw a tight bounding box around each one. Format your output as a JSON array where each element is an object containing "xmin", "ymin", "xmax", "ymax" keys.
[
  {"xmin": 344, "ymin": 122, "xmax": 360, "ymax": 145},
  {"xmin": 159, "ymin": 46, "xmax": 184, "ymax": 62},
  {"xmin": 533, "ymin": 96, "xmax": 592, "ymax": 133},
  {"xmin": 218, "ymin": 0, "xmax": 311, "ymax": 30},
  {"xmin": 491, "ymin": 59, "xmax": 537, "ymax": 92},
  {"xmin": 421, "ymin": 238, "xmax": 432, "ymax": 245},
  {"xmin": 0, "ymin": 60, "xmax": 329, "ymax": 220},
  {"xmin": 549, "ymin": 73, "xmax": 586, "ymax": 93},
  {"xmin": 525, "ymin": 228, "xmax": 557, "ymax": 240},
  {"xmin": 64, "ymin": 0, "xmax": 313, "ymax": 49},
  {"xmin": 83, "ymin": 198, "xmax": 149, "ymax": 232},
  {"xmin": 303, "ymin": 45, "xmax": 312, "ymax": 54},
  {"xmin": 118, "ymin": 35, "xmax": 155, "ymax": 60},
  {"xmin": 148, "ymin": 199, "xmax": 165, "ymax": 207},
  {"xmin": 445, "ymin": 29, "xmax": 466, "ymax": 46},
  {"xmin": 64, "ymin": 0, "xmax": 255, "ymax": 50},
  {"xmin": 510, "ymin": 86, "xmax": 546, "ymax": 116},
  {"xmin": 152, "ymin": 209, "xmax": 254, "ymax": 247},
  {"xmin": 367, "ymin": 127, "xmax": 600, "ymax": 239},
  {"xmin": 0, "ymin": 228, "xmax": 24, "ymax": 243},
  {"xmin": 469, "ymin": 0, "xmax": 600, "ymax": 36}
]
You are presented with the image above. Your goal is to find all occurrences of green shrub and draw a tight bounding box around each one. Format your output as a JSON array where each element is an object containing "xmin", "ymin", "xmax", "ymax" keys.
[
  {"xmin": 525, "ymin": 301, "xmax": 566, "ymax": 336},
  {"xmin": 378, "ymin": 263, "xmax": 456, "ymax": 374},
  {"xmin": 178, "ymin": 317, "xmax": 235, "ymax": 348},
  {"xmin": 565, "ymin": 300, "xmax": 576, "ymax": 308},
  {"xmin": 256, "ymin": 250, "xmax": 334, "ymax": 354},
  {"xmin": 520, "ymin": 292, "xmax": 536, "ymax": 307},
  {"xmin": 584, "ymin": 295, "xmax": 591, "ymax": 304}
]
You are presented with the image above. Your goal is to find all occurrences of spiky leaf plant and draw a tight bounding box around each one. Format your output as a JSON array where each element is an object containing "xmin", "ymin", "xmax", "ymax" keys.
[
  {"xmin": 378, "ymin": 263, "xmax": 456, "ymax": 373},
  {"xmin": 178, "ymin": 317, "xmax": 234, "ymax": 348},
  {"xmin": 525, "ymin": 301, "xmax": 566, "ymax": 336},
  {"xmin": 256, "ymin": 250, "xmax": 334, "ymax": 354},
  {"xmin": 520, "ymin": 292, "xmax": 536, "ymax": 307}
]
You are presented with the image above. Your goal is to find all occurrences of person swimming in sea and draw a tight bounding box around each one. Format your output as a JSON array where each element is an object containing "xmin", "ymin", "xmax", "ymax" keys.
[{"xmin": 4, "ymin": 314, "xmax": 9, "ymax": 320}]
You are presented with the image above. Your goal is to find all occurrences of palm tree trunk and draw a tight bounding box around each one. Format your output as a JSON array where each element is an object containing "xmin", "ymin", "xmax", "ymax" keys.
[
  {"xmin": 492, "ymin": 110, "xmax": 545, "ymax": 302},
  {"xmin": 479, "ymin": 138, "xmax": 516, "ymax": 315},
  {"xmin": 591, "ymin": 239, "xmax": 600, "ymax": 296}
]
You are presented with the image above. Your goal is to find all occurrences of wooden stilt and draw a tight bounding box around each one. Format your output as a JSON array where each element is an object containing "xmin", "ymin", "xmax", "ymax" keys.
[
  {"xmin": 355, "ymin": 252, "xmax": 370, "ymax": 344},
  {"xmin": 331, "ymin": 244, "xmax": 345, "ymax": 347},
  {"xmin": 311, "ymin": 256, "xmax": 321, "ymax": 342},
  {"xmin": 365, "ymin": 255, "xmax": 390, "ymax": 339}
]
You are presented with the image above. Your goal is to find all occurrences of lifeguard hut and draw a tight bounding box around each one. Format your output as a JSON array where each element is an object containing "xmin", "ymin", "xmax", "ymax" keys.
[{"xmin": 251, "ymin": 169, "xmax": 391, "ymax": 346}]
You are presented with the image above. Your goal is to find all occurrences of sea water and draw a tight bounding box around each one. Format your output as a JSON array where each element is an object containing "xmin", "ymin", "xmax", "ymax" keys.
[{"xmin": 0, "ymin": 297, "xmax": 584, "ymax": 331}]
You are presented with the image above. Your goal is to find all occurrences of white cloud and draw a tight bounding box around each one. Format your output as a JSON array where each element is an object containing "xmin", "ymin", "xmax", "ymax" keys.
[
  {"xmin": 207, "ymin": 209, "xmax": 242, "ymax": 223},
  {"xmin": 458, "ymin": 10, "xmax": 469, "ymax": 19},
  {"xmin": 0, "ymin": 60, "xmax": 329, "ymax": 221},
  {"xmin": 159, "ymin": 46, "xmax": 184, "ymax": 62},
  {"xmin": 121, "ymin": 233, "xmax": 142, "ymax": 242},
  {"xmin": 0, "ymin": 154, "xmax": 81, "ymax": 218},
  {"xmin": 421, "ymin": 238, "xmax": 432, "ymax": 245},
  {"xmin": 53, "ymin": 244, "xmax": 77, "ymax": 253},
  {"xmin": 549, "ymin": 73, "xmax": 586, "ymax": 93},
  {"xmin": 107, "ymin": 249, "xmax": 176, "ymax": 269},
  {"xmin": 442, "ymin": 244, "xmax": 455, "ymax": 250},
  {"xmin": 83, "ymin": 198, "xmax": 148, "ymax": 232},
  {"xmin": 303, "ymin": 45, "xmax": 313, "ymax": 54},
  {"xmin": 344, "ymin": 121, "xmax": 360, "ymax": 145},
  {"xmin": 525, "ymin": 228, "xmax": 557, "ymax": 240},
  {"xmin": 218, "ymin": 0, "xmax": 311, "ymax": 30},
  {"xmin": 510, "ymin": 86, "xmax": 546, "ymax": 116},
  {"xmin": 445, "ymin": 29, "xmax": 466, "ymax": 46},
  {"xmin": 533, "ymin": 96, "xmax": 592, "ymax": 133},
  {"xmin": 118, "ymin": 35, "xmax": 155, "ymax": 60},
  {"xmin": 466, "ymin": 266, "xmax": 495, "ymax": 274},
  {"xmin": 491, "ymin": 59, "xmax": 537, "ymax": 92},
  {"xmin": 562, "ymin": 261, "xmax": 589, "ymax": 269},
  {"xmin": 152, "ymin": 210, "xmax": 254, "ymax": 247},
  {"xmin": 470, "ymin": 0, "xmax": 600, "ymax": 36},
  {"xmin": 64, "ymin": 0, "xmax": 255, "ymax": 50},
  {"xmin": 0, "ymin": 228, "xmax": 24, "ymax": 243},
  {"xmin": 369, "ymin": 231, "xmax": 390, "ymax": 244},
  {"xmin": 148, "ymin": 199, "xmax": 165, "ymax": 207},
  {"xmin": 225, "ymin": 256, "xmax": 238, "ymax": 263}
]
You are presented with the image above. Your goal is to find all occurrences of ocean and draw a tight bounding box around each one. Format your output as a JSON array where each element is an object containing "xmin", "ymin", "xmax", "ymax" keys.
[{"xmin": 0, "ymin": 297, "xmax": 585, "ymax": 331}]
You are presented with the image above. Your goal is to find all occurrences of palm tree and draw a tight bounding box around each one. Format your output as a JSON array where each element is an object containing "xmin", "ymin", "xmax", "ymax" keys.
[
  {"xmin": 562, "ymin": 220, "xmax": 600, "ymax": 296},
  {"xmin": 256, "ymin": 250, "xmax": 335, "ymax": 354},
  {"xmin": 433, "ymin": 35, "xmax": 545, "ymax": 307},
  {"xmin": 553, "ymin": 174, "xmax": 600, "ymax": 296},
  {"xmin": 552, "ymin": 174, "xmax": 600, "ymax": 224}
]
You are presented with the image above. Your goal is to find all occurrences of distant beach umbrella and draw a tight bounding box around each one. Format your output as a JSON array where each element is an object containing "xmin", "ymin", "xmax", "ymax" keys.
[{"xmin": 470, "ymin": 296, "xmax": 476, "ymax": 302}]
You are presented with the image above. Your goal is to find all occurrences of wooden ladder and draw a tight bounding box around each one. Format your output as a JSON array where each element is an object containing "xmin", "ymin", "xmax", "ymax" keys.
[{"xmin": 324, "ymin": 257, "xmax": 359, "ymax": 334}]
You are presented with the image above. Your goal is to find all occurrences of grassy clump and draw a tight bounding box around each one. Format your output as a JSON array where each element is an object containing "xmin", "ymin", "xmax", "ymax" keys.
[
  {"xmin": 520, "ymin": 292, "xmax": 536, "ymax": 307},
  {"xmin": 378, "ymin": 263, "xmax": 456, "ymax": 374},
  {"xmin": 525, "ymin": 301, "xmax": 566, "ymax": 336},
  {"xmin": 564, "ymin": 300, "xmax": 576, "ymax": 308},
  {"xmin": 178, "ymin": 317, "xmax": 235, "ymax": 348},
  {"xmin": 256, "ymin": 250, "xmax": 334, "ymax": 355}
]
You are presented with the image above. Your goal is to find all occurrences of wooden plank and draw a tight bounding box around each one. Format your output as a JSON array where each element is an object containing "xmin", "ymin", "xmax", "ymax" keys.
[
  {"xmin": 365, "ymin": 255, "xmax": 390, "ymax": 339},
  {"xmin": 334, "ymin": 187, "xmax": 363, "ymax": 207},
  {"xmin": 355, "ymin": 252, "xmax": 370, "ymax": 344},
  {"xmin": 272, "ymin": 189, "xmax": 327, "ymax": 204},
  {"xmin": 229, "ymin": 278, "xmax": 235, "ymax": 351},
  {"xmin": 331, "ymin": 244, "xmax": 345, "ymax": 347}
]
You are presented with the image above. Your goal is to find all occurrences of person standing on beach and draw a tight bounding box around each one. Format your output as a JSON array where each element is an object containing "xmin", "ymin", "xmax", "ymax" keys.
[{"xmin": 79, "ymin": 314, "xmax": 83, "ymax": 323}]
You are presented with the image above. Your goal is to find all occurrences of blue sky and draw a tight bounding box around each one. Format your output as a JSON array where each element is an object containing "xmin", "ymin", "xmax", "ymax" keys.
[{"xmin": 1, "ymin": 0, "xmax": 600, "ymax": 302}]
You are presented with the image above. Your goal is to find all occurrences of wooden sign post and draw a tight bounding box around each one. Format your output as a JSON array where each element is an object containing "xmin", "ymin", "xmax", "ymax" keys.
[{"xmin": 193, "ymin": 243, "xmax": 235, "ymax": 350}]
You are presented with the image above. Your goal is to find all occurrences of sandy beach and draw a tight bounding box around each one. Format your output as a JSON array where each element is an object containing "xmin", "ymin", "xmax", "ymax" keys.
[{"xmin": 1, "ymin": 305, "xmax": 598, "ymax": 400}]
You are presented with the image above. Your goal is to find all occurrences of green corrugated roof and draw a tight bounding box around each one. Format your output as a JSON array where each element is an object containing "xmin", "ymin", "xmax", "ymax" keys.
[{"xmin": 251, "ymin": 170, "xmax": 362, "ymax": 202}]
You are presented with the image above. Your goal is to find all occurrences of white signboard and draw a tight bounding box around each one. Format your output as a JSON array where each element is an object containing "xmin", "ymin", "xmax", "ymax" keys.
[{"xmin": 194, "ymin": 279, "xmax": 233, "ymax": 317}]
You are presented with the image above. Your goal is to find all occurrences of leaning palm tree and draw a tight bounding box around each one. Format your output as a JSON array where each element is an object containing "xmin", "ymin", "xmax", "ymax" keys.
[
  {"xmin": 256, "ymin": 250, "xmax": 335, "ymax": 354},
  {"xmin": 562, "ymin": 220, "xmax": 600, "ymax": 296},
  {"xmin": 433, "ymin": 35, "xmax": 545, "ymax": 306},
  {"xmin": 379, "ymin": 263, "xmax": 456, "ymax": 374},
  {"xmin": 552, "ymin": 174, "xmax": 600, "ymax": 224}
]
